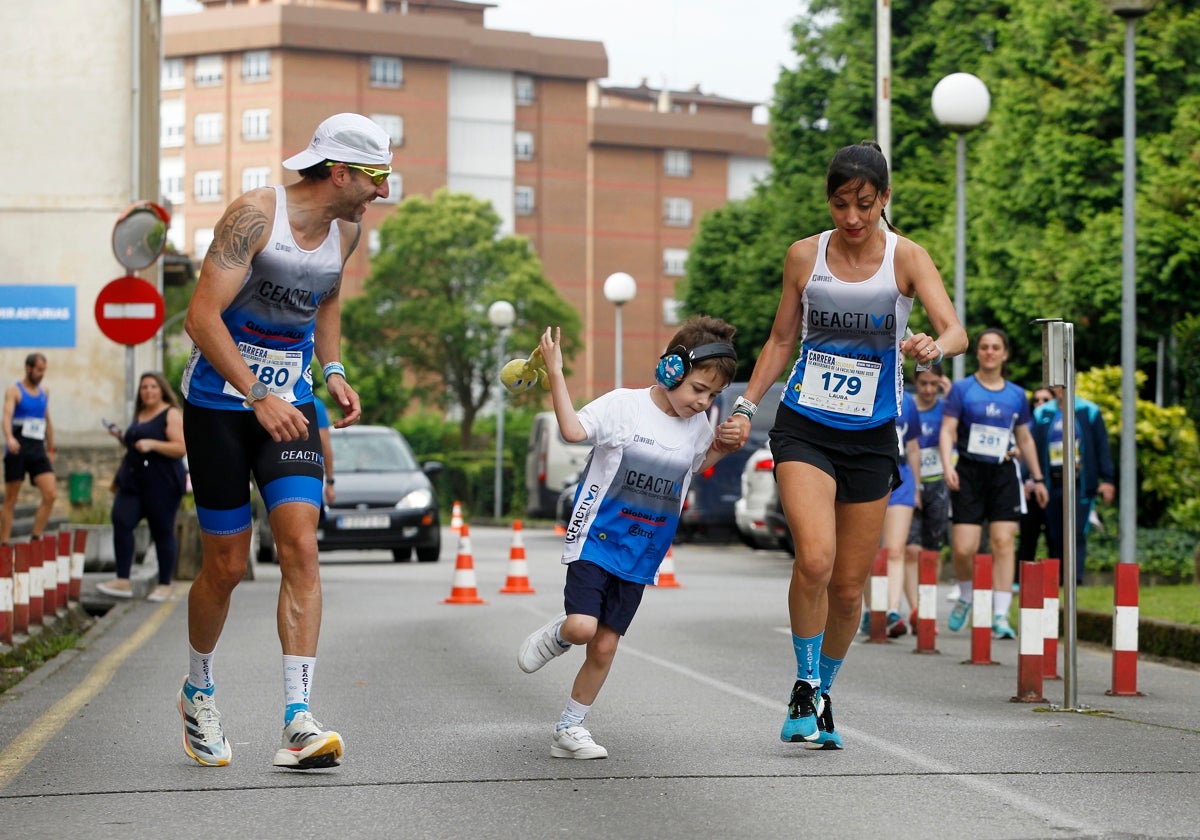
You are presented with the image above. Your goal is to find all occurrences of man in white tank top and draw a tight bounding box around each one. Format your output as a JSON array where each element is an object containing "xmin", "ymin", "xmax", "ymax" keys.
[{"xmin": 177, "ymin": 114, "xmax": 387, "ymax": 771}]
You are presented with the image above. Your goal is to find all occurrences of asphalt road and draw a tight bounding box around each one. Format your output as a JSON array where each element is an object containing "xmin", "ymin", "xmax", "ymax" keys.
[{"xmin": 1, "ymin": 524, "xmax": 1198, "ymax": 840}]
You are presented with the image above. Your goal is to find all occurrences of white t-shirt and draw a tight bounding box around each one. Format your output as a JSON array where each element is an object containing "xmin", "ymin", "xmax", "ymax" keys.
[{"xmin": 559, "ymin": 388, "xmax": 714, "ymax": 584}]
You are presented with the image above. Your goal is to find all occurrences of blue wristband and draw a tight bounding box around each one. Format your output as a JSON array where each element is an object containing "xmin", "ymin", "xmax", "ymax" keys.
[{"xmin": 322, "ymin": 361, "xmax": 346, "ymax": 382}]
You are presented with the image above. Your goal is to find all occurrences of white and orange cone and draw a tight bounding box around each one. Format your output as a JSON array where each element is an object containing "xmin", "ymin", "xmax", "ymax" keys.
[
  {"xmin": 443, "ymin": 523, "xmax": 486, "ymax": 604},
  {"xmin": 449, "ymin": 500, "xmax": 464, "ymax": 534},
  {"xmin": 652, "ymin": 545, "xmax": 682, "ymax": 588},
  {"xmin": 500, "ymin": 520, "xmax": 536, "ymax": 594}
]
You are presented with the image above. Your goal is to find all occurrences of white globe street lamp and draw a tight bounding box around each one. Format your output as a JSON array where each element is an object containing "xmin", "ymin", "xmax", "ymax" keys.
[
  {"xmin": 487, "ymin": 300, "xmax": 515, "ymax": 519},
  {"xmin": 603, "ymin": 272, "xmax": 637, "ymax": 389},
  {"xmin": 1105, "ymin": 0, "xmax": 1157, "ymax": 567},
  {"xmin": 932, "ymin": 72, "xmax": 990, "ymax": 381}
]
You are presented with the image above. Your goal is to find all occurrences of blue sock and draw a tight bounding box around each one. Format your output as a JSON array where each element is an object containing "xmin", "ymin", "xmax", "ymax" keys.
[
  {"xmin": 792, "ymin": 632, "xmax": 823, "ymax": 685},
  {"xmin": 819, "ymin": 652, "xmax": 843, "ymax": 695}
]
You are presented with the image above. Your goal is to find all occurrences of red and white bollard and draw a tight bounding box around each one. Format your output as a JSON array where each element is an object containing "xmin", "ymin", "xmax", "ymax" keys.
[
  {"xmin": 13, "ymin": 541, "xmax": 30, "ymax": 636},
  {"xmin": 914, "ymin": 549, "xmax": 940, "ymax": 654},
  {"xmin": 40, "ymin": 534, "xmax": 58, "ymax": 617},
  {"xmin": 966, "ymin": 553, "xmax": 998, "ymax": 665},
  {"xmin": 55, "ymin": 530, "xmax": 71, "ymax": 608},
  {"xmin": 1106, "ymin": 563, "xmax": 1143, "ymax": 697},
  {"xmin": 69, "ymin": 529, "xmax": 87, "ymax": 603},
  {"xmin": 0, "ymin": 544, "xmax": 13, "ymax": 645},
  {"xmin": 1012, "ymin": 560, "xmax": 1046, "ymax": 703},
  {"xmin": 867, "ymin": 548, "xmax": 889, "ymax": 643},
  {"xmin": 27, "ymin": 538, "xmax": 44, "ymax": 628},
  {"xmin": 1041, "ymin": 558, "xmax": 1061, "ymax": 680}
]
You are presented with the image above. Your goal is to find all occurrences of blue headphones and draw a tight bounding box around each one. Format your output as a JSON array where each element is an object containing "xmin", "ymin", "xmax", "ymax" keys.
[{"xmin": 654, "ymin": 342, "xmax": 738, "ymax": 390}]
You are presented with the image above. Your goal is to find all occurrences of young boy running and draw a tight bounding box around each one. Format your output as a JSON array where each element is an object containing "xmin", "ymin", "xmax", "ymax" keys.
[{"xmin": 517, "ymin": 316, "xmax": 743, "ymax": 759}]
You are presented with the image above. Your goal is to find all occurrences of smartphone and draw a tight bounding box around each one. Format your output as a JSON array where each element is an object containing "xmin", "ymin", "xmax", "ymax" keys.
[{"xmin": 102, "ymin": 418, "xmax": 121, "ymax": 435}]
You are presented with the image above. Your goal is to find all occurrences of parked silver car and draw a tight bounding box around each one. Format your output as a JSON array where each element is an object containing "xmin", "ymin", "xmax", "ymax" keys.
[{"xmin": 734, "ymin": 445, "xmax": 779, "ymax": 550}]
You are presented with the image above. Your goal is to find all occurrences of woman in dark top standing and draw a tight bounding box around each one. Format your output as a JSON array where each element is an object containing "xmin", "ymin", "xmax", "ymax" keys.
[{"xmin": 97, "ymin": 372, "xmax": 187, "ymax": 602}]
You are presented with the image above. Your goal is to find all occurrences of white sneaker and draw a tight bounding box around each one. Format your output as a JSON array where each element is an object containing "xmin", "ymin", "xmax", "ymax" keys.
[
  {"xmin": 518, "ymin": 613, "xmax": 570, "ymax": 673},
  {"xmin": 551, "ymin": 725, "xmax": 608, "ymax": 760},
  {"xmin": 272, "ymin": 711, "xmax": 344, "ymax": 769},
  {"xmin": 178, "ymin": 678, "xmax": 231, "ymax": 767}
]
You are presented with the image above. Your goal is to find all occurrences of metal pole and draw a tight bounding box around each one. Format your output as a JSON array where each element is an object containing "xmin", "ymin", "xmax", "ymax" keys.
[
  {"xmin": 1118, "ymin": 16, "xmax": 1138, "ymax": 567},
  {"xmin": 1061, "ymin": 322, "xmax": 1079, "ymax": 710},
  {"xmin": 952, "ymin": 131, "xmax": 967, "ymax": 381},
  {"xmin": 493, "ymin": 328, "xmax": 507, "ymax": 519},
  {"xmin": 614, "ymin": 304, "xmax": 624, "ymax": 389}
]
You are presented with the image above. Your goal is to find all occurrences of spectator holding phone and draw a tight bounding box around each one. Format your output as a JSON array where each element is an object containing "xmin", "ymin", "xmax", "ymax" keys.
[{"xmin": 96, "ymin": 372, "xmax": 187, "ymax": 602}]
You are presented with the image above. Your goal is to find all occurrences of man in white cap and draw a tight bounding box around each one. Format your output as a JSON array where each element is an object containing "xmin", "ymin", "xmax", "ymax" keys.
[{"xmin": 176, "ymin": 113, "xmax": 389, "ymax": 769}]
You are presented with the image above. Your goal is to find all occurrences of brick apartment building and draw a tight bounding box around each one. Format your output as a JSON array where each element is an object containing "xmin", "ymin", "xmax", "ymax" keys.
[{"xmin": 163, "ymin": 0, "xmax": 770, "ymax": 400}]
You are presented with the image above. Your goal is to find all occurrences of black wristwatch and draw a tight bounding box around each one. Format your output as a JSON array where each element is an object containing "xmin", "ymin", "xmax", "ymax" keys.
[
  {"xmin": 243, "ymin": 381, "xmax": 269, "ymax": 408},
  {"xmin": 324, "ymin": 477, "xmax": 335, "ymax": 486}
]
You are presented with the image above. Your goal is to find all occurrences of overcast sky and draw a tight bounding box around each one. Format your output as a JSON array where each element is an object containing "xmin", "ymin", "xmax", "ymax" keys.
[{"xmin": 162, "ymin": 0, "xmax": 803, "ymax": 106}]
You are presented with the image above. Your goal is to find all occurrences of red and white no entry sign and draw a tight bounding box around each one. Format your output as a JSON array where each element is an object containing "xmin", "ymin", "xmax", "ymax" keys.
[{"xmin": 95, "ymin": 275, "xmax": 165, "ymax": 345}]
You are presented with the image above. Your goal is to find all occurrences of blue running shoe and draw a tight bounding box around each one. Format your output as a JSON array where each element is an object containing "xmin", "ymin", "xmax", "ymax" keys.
[
  {"xmin": 781, "ymin": 679, "xmax": 823, "ymax": 743},
  {"xmin": 805, "ymin": 692, "xmax": 843, "ymax": 751},
  {"xmin": 948, "ymin": 598, "xmax": 972, "ymax": 632},
  {"xmin": 992, "ymin": 614, "xmax": 1016, "ymax": 640},
  {"xmin": 886, "ymin": 611, "xmax": 907, "ymax": 638},
  {"xmin": 858, "ymin": 612, "xmax": 870, "ymax": 635}
]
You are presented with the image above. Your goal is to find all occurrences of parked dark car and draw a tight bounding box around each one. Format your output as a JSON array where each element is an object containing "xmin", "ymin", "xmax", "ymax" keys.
[
  {"xmin": 256, "ymin": 425, "xmax": 443, "ymax": 563},
  {"xmin": 676, "ymin": 382, "xmax": 784, "ymax": 542}
]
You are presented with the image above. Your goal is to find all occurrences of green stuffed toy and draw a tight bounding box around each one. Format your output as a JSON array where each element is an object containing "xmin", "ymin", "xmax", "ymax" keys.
[{"xmin": 500, "ymin": 345, "xmax": 550, "ymax": 393}]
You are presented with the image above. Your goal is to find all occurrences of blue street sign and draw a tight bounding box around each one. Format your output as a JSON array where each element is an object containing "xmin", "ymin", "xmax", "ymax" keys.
[{"xmin": 0, "ymin": 285, "xmax": 77, "ymax": 347}]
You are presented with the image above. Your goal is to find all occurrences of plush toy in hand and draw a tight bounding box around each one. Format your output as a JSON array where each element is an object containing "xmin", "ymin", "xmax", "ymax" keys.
[{"xmin": 500, "ymin": 345, "xmax": 551, "ymax": 393}]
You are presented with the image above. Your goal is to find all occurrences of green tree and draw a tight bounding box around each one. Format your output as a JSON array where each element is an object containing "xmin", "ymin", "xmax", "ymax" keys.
[{"xmin": 342, "ymin": 189, "xmax": 581, "ymax": 446}]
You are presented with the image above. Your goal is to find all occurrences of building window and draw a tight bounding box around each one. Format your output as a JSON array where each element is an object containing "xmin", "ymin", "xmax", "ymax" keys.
[
  {"xmin": 377, "ymin": 173, "xmax": 403, "ymax": 204},
  {"xmin": 664, "ymin": 197, "xmax": 693, "ymax": 227},
  {"xmin": 161, "ymin": 100, "xmax": 184, "ymax": 148},
  {"xmin": 514, "ymin": 130, "xmax": 534, "ymax": 161},
  {"xmin": 162, "ymin": 58, "xmax": 184, "ymax": 90},
  {"xmin": 370, "ymin": 114, "xmax": 404, "ymax": 148},
  {"xmin": 662, "ymin": 298, "xmax": 683, "ymax": 326},
  {"xmin": 194, "ymin": 170, "xmax": 223, "ymax": 203},
  {"xmin": 515, "ymin": 75, "xmax": 535, "ymax": 105},
  {"xmin": 194, "ymin": 113, "xmax": 223, "ymax": 145},
  {"xmin": 167, "ymin": 214, "xmax": 186, "ymax": 253},
  {"xmin": 664, "ymin": 149, "xmax": 692, "ymax": 177},
  {"xmin": 242, "ymin": 166, "xmax": 270, "ymax": 193},
  {"xmin": 663, "ymin": 248, "xmax": 688, "ymax": 276},
  {"xmin": 242, "ymin": 109, "xmax": 270, "ymax": 141},
  {"xmin": 242, "ymin": 50, "xmax": 270, "ymax": 82},
  {"xmin": 367, "ymin": 228, "xmax": 382, "ymax": 257},
  {"xmin": 161, "ymin": 157, "xmax": 184, "ymax": 206},
  {"xmin": 515, "ymin": 186, "xmax": 535, "ymax": 216},
  {"xmin": 370, "ymin": 56, "xmax": 402, "ymax": 88},
  {"xmin": 194, "ymin": 227, "xmax": 215, "ymax": 260},
  {"xmin": 194, "ymin": 55, "xmax": 223, "ymax": 86}
]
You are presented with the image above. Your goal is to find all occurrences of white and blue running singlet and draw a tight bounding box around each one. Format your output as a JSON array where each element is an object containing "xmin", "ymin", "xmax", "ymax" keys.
[
  {"xmin": 559, "ymin": 389, "xmax": 714, "ymax": 585},
  {"xmin": 943, "ymin": 375, "xmax": 1032, "ymax": 464},
  {"xmin": 181, "ymin": 186, "xmax": 343, "ymax": 409},
  {"xmin": 781, "ymin": 230, "xmax": 914, "ymax": 430}
]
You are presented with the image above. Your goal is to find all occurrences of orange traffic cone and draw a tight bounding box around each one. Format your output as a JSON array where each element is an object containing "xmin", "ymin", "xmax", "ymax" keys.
[
  {"xmin": 443, "ymin": 523, "xmax": 486, "ymax": 604},
  {"xmin": 500, "ymin": 520, "xmax": 536, "ymax": 594},
  {"xmin": 449, "ymin": 500, "xmax": 464, "ymax": 533},
  {"xmin": 653, "ymin": 545, "xmax": 682, "ymax": 588},
  {"xmin": 553, "ymin": 523, "xmax": 567, "ymax": 536}
]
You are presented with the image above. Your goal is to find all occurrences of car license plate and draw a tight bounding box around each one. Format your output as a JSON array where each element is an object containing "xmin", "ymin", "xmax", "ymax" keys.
[{"xmin": 338, "ymin": 514, "xmax": 390, "ymax": 529}]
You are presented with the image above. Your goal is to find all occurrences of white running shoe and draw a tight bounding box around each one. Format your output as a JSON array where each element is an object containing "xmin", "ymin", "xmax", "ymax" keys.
[
  {"xmin": 178, "ymin": 678, "xmax": 232, "ymax": 767},
  {"xmin": 946, "ymin": 583, "xmax": 961, "ymax": 603},
  {"xmin": 551, "ymin": 725, "xmax": 608, "ymax": 760},
  {"xmin": 518, "ymin": 613, "xmax": 571, "ymax": 673},
  {"xmin": 273, "ymin": 711, "xmax": 344, "ymax": 769}
]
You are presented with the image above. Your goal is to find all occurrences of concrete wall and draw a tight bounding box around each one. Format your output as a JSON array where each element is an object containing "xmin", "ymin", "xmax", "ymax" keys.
[{"xmin": 0, "ymin": 0, "xmax": 165, "ymax": 460}]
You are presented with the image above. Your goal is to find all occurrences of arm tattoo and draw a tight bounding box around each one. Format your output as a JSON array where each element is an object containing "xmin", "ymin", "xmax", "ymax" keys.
[{"xmin": 209, "ymin": 205, "xmax": 269, "ymax": 271}]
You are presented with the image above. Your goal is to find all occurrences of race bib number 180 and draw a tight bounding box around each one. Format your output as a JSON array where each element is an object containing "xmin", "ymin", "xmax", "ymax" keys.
[
  {"xmin": 798, "ymin": 350, "xmax": 881, "ymax": 417},
  {"xmin": 221, "ymin": 343, "xmax": 304, "ymax": 403}
]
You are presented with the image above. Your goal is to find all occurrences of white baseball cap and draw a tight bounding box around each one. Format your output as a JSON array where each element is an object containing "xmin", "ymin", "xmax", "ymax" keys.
[{"xmin": 282, "ymin": 113, "xmax": 393, "ymax": 170}]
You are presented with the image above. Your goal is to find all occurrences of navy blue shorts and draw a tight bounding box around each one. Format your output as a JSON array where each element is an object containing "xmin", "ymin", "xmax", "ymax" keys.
[{"xmin": 563, "ymin": 559, "xmax": 645, "ymax": 636}]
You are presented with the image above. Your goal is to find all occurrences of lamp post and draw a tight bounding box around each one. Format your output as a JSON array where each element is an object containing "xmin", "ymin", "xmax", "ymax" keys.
[
  {"xmin": 931, "ymin": 73, "xmax": 991, "ymax": 381},
  {"xmin": 1105, "ymin": 0, "xmax": 1157, "ymax": 565},
  {"xmin": 487, "ymin": 300, "xmax": 515, "ymax": 519},
  {"xmin": 603, "ymin": 272, "xmax": 637, "ymax": 389}
]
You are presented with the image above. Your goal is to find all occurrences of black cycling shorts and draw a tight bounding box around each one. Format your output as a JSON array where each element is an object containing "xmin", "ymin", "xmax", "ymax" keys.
[
  {"xmin": 950, "ymin": 457, "xmax": 1023, "ymax": 525},
  {"xmin": 769, "ymin": 405, "xmax": 900, "ymax": 504},
  {"xmin": 183, "ymin": 400, "xmax": 324, "ymax": 535}
]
